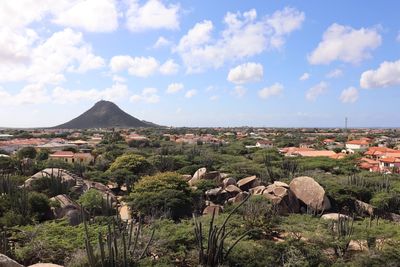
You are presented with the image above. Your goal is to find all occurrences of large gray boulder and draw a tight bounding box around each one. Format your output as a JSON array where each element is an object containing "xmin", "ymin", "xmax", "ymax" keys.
[
  {"xmin": 289, "ymin": 176, "xmax": 331, "ymax": 211},
  {"xmin": 0, "ymin": 254, "xmax": 23, "ymax": 267},
  {"xmin": 263, "ymin": 184, "xmax": 300, "ymax": 214},
  {"xmin": 221, "ymin": 177, "xmax": 236, "ymax": 188},
  {"xmin": 25, "ymin": 168, "xmax": 77, "ymax": 189}
]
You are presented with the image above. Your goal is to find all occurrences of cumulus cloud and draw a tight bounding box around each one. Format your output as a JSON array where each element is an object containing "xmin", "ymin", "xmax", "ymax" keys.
[
  {"xmin": 227, "ymin": 62, "xmax": 263, "ymax": 84},
  {"xmin": 166, "ymin": 83, "xmax": 184, "ymax": 94},
  {"xmin": 52, "ymin": 82, "xmax": 129, "ymax": 103},
  {"xmin": 0, "ymin": 28, "xmax": 105, "ymax": 84},
  {"xmin": 340, "ymin": 86, "xmax": 359, "ymax": 103},
  {"xmin": 0, "ymin": 1, "xmax": 119, "ymax": 32},
  {"xmin": 110, "ymin": 56, "xmax": 159, "ymax": 77},
  {"xmin": 306, "ymin": 82, "xmax": 328, "ymax": 101},
  {"xmin": 299, "ymin": 72, "xmax": 310, "ymax": 81},
  {"xmin": 360, "ymin": 59, "xmax": 400, "ymax": 89},
  {"xmin": 159, "ymin": 59, "xmax": 179, "ymax": 75},
  {"xmin": 308, "ymin": 23, "xmax": 381, "ymax": 65},
  {"xmin": 233, "ymin": 86, "xmax": 246, "ymax": 98},
  {"xmin": 326, "ymin": 68, "xmax": 343, "ymax": 79},
  {"xmin": 130, "ymin": 87, "xmax": 160, "ymax": 103},
  {"xmin": 126, "ymin": 0, "xmax": 180, "ymax": 32},
  {"xmin": 153, "ymin": 36, "xmax": 171, "ymax": 48},
  {"xmin": 176, "ymin": 7, "xmax": 304, "ymax": 72},
  {"xmin": 258, "ymin": 83, "xmax": 283, "ymax": 99},
  {"xmin": 51, "ymin": 0, "xmax": 118, "ymax": 32},
  {"xmin": 185, "ymin": 89, "xmax": 197, "ymax": 98}
]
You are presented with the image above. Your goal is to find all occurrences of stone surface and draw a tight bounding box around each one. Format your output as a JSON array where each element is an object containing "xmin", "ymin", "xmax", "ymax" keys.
[
  {"xmin": 25, "ymin": 168, "xmax": 77, "ymax": 189},
  {"xmin": 289, "ymin": 176, "xmax": 331, "ymax": 211},
  {"xmin": 202, "ymin": 205, "xmax": 223, "ymax": 216},
  {"xmin": 188, "ymin": 167, "xmax": 207, "ymax": 186},
  {"xmin": 237, "ymin": 176, "xmax": 260, "ymax": 191},
  {"xmin": 227, "ymin": 192, "xmax": 249, "ymax": 204},
  {"xmin": 249, "ymin": 186, "xmax": 266, "ymax": 195},
  {"xmin": 224, "ymin": 185, "xmax": 241, "ymax": 194},
  {"xmin": 221, "ymin": 177, "xmax": 236, "ymax": 188},
  {"xmin": 321, "ymin": 213, "xmax": 351, "ymax": 221},
  {"xmin": 0, "ymin": 254, "xmax": 23, "ymax": 267},
  {"xmin": 28, "ymin": 263, "xmax": 64, "ymax": 267}
]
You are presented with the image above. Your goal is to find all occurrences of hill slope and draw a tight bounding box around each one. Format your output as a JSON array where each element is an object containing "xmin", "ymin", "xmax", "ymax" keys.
[{"xmin": 54, "ymin": 100, "xmax": 157, "ymax": 129}]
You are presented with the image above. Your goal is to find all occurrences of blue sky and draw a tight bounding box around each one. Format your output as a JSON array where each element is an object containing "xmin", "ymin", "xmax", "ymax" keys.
[{"xmin": 1, "ymin": 0, "xmax": 400, "ymax": 128}]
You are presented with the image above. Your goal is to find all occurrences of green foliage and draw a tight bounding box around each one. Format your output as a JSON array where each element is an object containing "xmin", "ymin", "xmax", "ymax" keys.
[
  {"xmin": 17, "ymin": 146, "xmax": 37, "ymax": 159},
  {"xmin": 78, "ymin": 189, "xmax": 104, "ymax": 215},
  {"xmin": 28, "ymin": 191, "xmax": 51, "ymax": 222},
  {"xmin": 108, "ymin": 152, "xmax": 153, "ymax": 175},
  {"xmin": 128, "ymin": 172, "xmax": 193, "ymax": 220}
]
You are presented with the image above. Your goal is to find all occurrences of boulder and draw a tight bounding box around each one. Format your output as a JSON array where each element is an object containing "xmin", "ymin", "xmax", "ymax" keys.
[
  {"xmin": 227, "ymin": 192, "xmax": 249, "ymax": 204},
  {"xmin": 203, "ymin": 205, "xmax": 223, "ymax": 216},
  {"xmin": 237, "ymin": 176, "xmax": 260, "ymax": 191},
  {"xmin": 205, "ymin": 187, "xmax": 228, "ymax": 204},
  {"xmin": 188, "ymin": 167, "xmax": 207, "ymax": 186},
  {"xmin": 25, "ymin": 168, "xmax": 77, "ymax": 189},
  {"xmin": 224, "ymin": 185, "xmax": 241, "ymax": 194},
  {"xmin": 273, "ymin": 181, "xmax": 289, "ymax": 188},
  {"xmin": 181, "ymin": 174, "xmax": 192, "ymax": 181},
  {"xmin": 28, "ymin": 264, "xmax": 64, "ymax": 267},
  {"xmin": 203, "ymin": 171, "xmax": 221, "ymax": 180},
  {"xmin": 321, "ymin": 213, "xmax": 351, "ymax": 221},
  {"xmin": 249, "ymin": 186, "xmax": 266, "ymax": 195},
  {"xmin": 263, "ymin": 188, "xmax": 300, "ymax": 214},
  {"xmin": 222, "ymin": 177, "xmax": 236, "ymax": 188},
  {"xmin": 50, "ymin": 194, "xmax": 81, "ymax": 223},
  {"xmin": 289, "ymin": 176, "xmax": 331, "ymax": 211},
  {"xmin": 0, "ymin": 254, "xmax": 23, "ymax": 267},
  {"xmin": 65, "ymin": 209, "xmax": 81, "ymax": 226}
]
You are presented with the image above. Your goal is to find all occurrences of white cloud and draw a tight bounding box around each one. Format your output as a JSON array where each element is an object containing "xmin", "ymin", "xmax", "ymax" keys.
[
  {"xmin": 126, "ymin": 0, "xmax": 180, "ymax": 32},
  {"xmin": 112, "ymin": 75, "xmax": 126, "ymax": 83},
  {"xmin": 159, "ymin": 59, "xmax": 179, "ymax": 75},
  {"xmin": 340, "ymin": 86, "xmax": 358, "ymax": 103},
  {"xmin": 306, "ymin": 82, "xmax": 328, "ymax": 101},
  {"xmin": 233, "ymin": 86, "xmax": 246, "ymax": 98},
  {"xmin": 227, "ymin": 62, "xmax": 263, "ymax": 84},
  {"xmin": 0, "ymin": 28, "xmax": 105, "ymax": 84},
  {"xmin": 360, "ymin": 59, "xmax": 400, "ymax": 89},
  {"xmin": 210, "ymin": 95, "xmax": 219, "ymax": 101},
  {"xmin": 110, "ymin": 55, "xmax": 159, "ymax": 77},
  {"xmin": 130, "ymin": 87, "xmax": 160, "ymax": 103},
  {"xmin": 308, "ymin": 23, "xmax": 381, "ymax": 65},
  {"xmin": 176, "ymin": 7, "xmax": 304, "ymax": 72},
  {"xmin": 153, "ymin": 36, "xmax": 171, "ymax": 48},
  {"xmin": 51, "ymin": 0, "xmax": 119, "ymax": 32},
  {"xmin": 326, "ymin": 68, "xmax": 343, "ymax": 78},
  {"xmin": 0, "ymin": 1, "xmax": 118, "ymax": 32},
  {"xmin": 185, "ymin": 89, "xmax": 197, "ymax": 98},
  {"xmin": 299, "ymin": 72, "xmax": 310, "ymax": 81},
  {"xmin": 258, "ymin": 83, "xmax": 283, "ymax": 99},
  {"xmin": 166, "ymin": 83, "xmax": 184, "ymax": 94},
  {"xmin": 52, "ymin": 82, "xmax": 129, "ymax": 103}
]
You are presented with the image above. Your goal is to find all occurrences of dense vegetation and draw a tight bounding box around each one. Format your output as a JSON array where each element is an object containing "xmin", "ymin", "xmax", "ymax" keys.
[{"xmin": 0, "ymin": 128, "xmax": 399, "ymax": 266}]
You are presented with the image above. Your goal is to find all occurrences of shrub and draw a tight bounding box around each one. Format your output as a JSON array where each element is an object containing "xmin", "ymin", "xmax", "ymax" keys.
[{"xmin": 128, "ymin": 172, "xmax": 193, "ymax": 220}]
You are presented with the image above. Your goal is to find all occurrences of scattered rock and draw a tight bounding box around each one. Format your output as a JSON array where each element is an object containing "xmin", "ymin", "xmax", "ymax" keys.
[
  {"xmin": 224, "ymin": 185, "xmax": 242, "ymax": 195},
  {"xmin": 181, "ymin": 174, "xmax": 192, "ymax": 181},
  {"xmin": 0, "ymin": 254, "xmax": 23, "ymax": 267},
  {"xmin": 289, "ymin": 176, "xmax": 331, "ymax": 211},
  {"xmin": 203, "ymin": 171, "xmax": 221, "ymax": 180},
  {"xmin": 249, "ymin": 186, "xmax": 266, "ymax": 195},
  {"xmin": 221, "ymin": 177, "xmax": 236, "ymax": 188},
  {"xmin": 203, "ymin": 205, "xmax": 223, "ymax": 216},
  {"xmin": 237, "ymin": 176, "xmax": 260, "ymax": 191},
  {"xmin": 273, "ymin": 181, "xmax": 289, "ymax": 188},
  {"xmin": 227, "ymin": 192, "xmax": 249, "ymax": 204},
  {"xmin": 321, "ymin": 213, "xmax": 351, "ymax": 221},
  {"xmin": 188, "ymin": 167, "xmax": 207, "ymax": 186}
]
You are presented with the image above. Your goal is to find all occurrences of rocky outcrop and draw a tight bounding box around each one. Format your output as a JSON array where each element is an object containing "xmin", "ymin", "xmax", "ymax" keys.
[
  {"xmin": 221, "ymin": 177, "xmax": 236, "ymax": 188},
  {"xmin": 203, "ymin": 205, "xmax": 223, "ymax": 216},
  {"xmin": 321, "ymin": 213, "xmax": 351, "ymax": 221},
  {"xmin": 50, "ymin": 194, "xmax": 81, "ymax": 226},
  {"xmin": 28, "ymin": 264, "xmax": 64, "ymax": 267},
  {"xmin": 249, "ymin": 186, "xmax": 266, "ymax": 195},
  {"xmin": 188, "ymin": 168, "xmax": 207, "ymax": 186},
  {"xmin": 237, "ymin": 176, "xmax": 260, "ymax": 191},
  {"xmin": 289, "ymin": 176, "xmax": 331, "ymax": 211},
  {"xmin": 262, "ymin": 184, "xmax": 300, "ymax": 214},
  {"xmin": 355, "ymin": 200, "xmax": 400, "ymax": 223},
  {"xmin": 227, "ymin": 192, "xmax": 250, "ymax": 204},
  {"xmin": 25, "ymin": 168, "xmax": 77, "ymax": 189},
  {"xmin": 0, "ymin": 254, "xmax": 23, "ymax": 267}
]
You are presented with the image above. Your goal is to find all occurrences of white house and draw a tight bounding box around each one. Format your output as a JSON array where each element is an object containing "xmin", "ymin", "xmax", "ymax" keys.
[{"xmin": 255, "ymin": 140, "xmax": 273, "ymax": 149}]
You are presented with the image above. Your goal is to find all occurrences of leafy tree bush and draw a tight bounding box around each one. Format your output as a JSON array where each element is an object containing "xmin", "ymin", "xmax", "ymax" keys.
[
  {"xmin": 78, "ymin": 189, "xmax": 104, "ymax": 215},
  {"xmin": 17, "ymin": 146, "xmax": 37, "ymax": 159},
  {"xmin": 128, "ymin": 172, "xmax": 193, "ymax": 220},
  {"xmin": 28, "ymin": 192, "xmax": 52, "ymax": 222},
  {"xmin": 108, "ymin": 152, "xmax": 153, "ymax": 175}
]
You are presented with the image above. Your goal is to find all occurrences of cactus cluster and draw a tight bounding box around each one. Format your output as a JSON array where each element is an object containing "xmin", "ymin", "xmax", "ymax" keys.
[
  {"xmin": 193, "ymin": 195, "xmax": 252, "ymax": 267},
  {"xmin": 83, "ymin": 210, "xmax": 155, "ymax": 267}
]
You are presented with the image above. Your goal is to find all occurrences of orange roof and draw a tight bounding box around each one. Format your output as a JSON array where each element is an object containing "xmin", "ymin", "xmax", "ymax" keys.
[
  {"xmin": 379, "ymin": 157, "xmax": 400, "ymax": 163},
  {"xmin": 50, "ymin": 151, "xmax": 74, "ymax": 158},
  {"xmin": 346, "ymin": 140, "xmax": 370, "ymax": 145},
  {"xmin": 295, "ymin": 150, "xmax": 337, "ymax": 157}
]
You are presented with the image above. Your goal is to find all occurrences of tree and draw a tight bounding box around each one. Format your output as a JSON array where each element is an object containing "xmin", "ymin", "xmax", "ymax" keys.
[
  {"xmin": 78, "ymin": 189, "xmax": 104, "ymax": 216},
  {"xmin": 17, "ymin": 146, "xmax": 37, "ymax": 159},
  {"xmin": 28, "ymin": 192, "xmax": 51, "ymax": 222},
  {"xmin": 128, "ymin": 172, "xmax": 193, "ymax": 220}
]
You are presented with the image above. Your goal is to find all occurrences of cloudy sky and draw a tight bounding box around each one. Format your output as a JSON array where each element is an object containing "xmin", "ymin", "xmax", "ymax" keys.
[{"xmin": 1, "ymin": 0, "xmax": 400, "ymax": 128}]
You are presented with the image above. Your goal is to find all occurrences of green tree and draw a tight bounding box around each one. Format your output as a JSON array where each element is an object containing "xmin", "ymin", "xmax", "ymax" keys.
[
  {"xmin": 17, "ymin": 146, "xmax": 37, "ymax": 159},
  {"xmin": 28, "ymin": 192, "xmax": 51, "ymax": 222},
  {"xmin": 128, "ymin": 172, "xmax": 193, "ymax": 220},
  {"xmin": 78, "ymin": 189, "xmax": 103, "ymax": 215}
]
